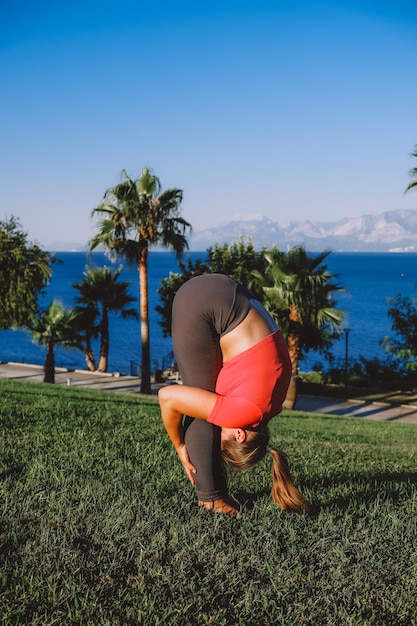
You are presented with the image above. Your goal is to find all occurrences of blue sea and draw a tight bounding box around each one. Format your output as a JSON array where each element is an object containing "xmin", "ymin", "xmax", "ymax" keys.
[{"xmin": 1, "ymin": 251, "xmax": 416, "ymax": 374}]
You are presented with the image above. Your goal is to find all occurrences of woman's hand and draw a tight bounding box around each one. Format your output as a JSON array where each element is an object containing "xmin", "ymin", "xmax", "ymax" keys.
[{"xmin": 176, "ymin": 444, "xmax": 197, "ymax": 485}]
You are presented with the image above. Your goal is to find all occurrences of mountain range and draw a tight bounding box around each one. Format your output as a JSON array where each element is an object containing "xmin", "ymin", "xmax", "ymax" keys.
[
  {"xmin": 48, "ymin": 209, "xmax": 417, "ymax": 252},
  {"xmin": 187, "ymin": 209, "xmax": 417, "ymax": 252}
]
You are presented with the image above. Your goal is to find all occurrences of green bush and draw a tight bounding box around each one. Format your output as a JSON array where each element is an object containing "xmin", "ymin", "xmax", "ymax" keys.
[
  {"xmin": 299, "ymin": 370, "xmax": 324, "ymax": 384},
  {"xmin": 318, "ymin": 354, "xmax": 413, "ymax": 389}
]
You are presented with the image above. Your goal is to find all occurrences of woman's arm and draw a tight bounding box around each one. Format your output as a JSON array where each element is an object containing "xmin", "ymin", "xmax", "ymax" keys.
[
  {"xmin": 158, "ymin": 385, "xmax": 218, "ymax": 484},
  {"xmin": 158, "ymin": 384, "xmax": 218, "ymax": 449}
]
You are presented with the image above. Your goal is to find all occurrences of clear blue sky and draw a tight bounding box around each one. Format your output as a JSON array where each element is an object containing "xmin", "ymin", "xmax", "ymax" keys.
[{"xmin": 1, "ymin": 0, "xmax": 417, "ymax": 248}]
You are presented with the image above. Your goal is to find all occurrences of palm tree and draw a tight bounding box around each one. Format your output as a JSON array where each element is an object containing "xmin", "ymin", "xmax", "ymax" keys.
[
  {"xmin": 73, "ymin": 265, "xmax": 138, "ymax": 373},
  {"xmin": 28, "ymin": 300, "xmax": 82, "ymax": 383},
  {"xmin": 72, "ymin": 300, "xmax": 99, "ymax": 372},
  {"xmin": 252, "ymin": 246, "xmax": 345, "ymax": 408},
  {"xmin": 405, "ymin": 144, "xmax": 417, "ymax": 194},
  {"xmin": 90, "ymin": 167, "xmax": 191, "ymax": 393}
]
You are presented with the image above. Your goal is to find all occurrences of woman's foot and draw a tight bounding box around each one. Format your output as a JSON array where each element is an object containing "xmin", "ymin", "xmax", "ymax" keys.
[{"xmin": 198, "ymin": 495, "xmax": 240, "ymax": 516}]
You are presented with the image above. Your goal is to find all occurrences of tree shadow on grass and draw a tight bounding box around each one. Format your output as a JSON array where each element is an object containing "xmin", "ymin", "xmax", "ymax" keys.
[
  {"xmin": 0, "ymin": 464, "xmax": 26, "ymax": 480},
  {"xmin": 230, "ymin": 470, "xmax": 417, "ymax": 517},
  {"xmin": 303, "ymin": 470, "xmax": 417, "ymax": 513}
]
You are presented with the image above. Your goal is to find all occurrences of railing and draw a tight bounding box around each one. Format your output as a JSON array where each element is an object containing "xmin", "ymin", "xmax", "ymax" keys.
[
  {"xmin": 130, "ymin": 361, "xmax": 141, "ymax": 377},
  {"xmin": 131, "ymin": 352, "xmax": 180, "ymax": 382}
]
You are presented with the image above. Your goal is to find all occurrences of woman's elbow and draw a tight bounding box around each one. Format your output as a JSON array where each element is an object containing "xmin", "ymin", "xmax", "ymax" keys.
[
  {"xmin": 158, "ymin": 385, "xmax": 176, "ymax": 413},
  {"xmin": 158, "ymin": 385, "xmax": 168, "ymax": 408}
]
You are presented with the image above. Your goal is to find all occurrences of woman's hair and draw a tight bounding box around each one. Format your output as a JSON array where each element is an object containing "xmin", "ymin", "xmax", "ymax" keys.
[{"xmin": 221, "ymin": 427, "xmax": 311, "ymax": 515}]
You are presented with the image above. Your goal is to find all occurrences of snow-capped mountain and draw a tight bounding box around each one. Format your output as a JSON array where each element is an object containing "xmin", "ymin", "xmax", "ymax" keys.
[{"xmin": 189, "ymin": 209, "xmax": 417, "ymax": 252}]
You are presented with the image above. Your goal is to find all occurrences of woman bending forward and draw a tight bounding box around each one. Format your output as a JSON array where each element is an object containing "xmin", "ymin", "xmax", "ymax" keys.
[{"xmin": 159, "ymin": 274, "xmax": 311, "ymax": 515}]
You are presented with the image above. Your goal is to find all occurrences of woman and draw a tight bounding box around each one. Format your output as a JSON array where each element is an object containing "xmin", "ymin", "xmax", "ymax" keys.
[{"xmin": 159, "ymin": 274, "xmax": 311, "ymax": 515}]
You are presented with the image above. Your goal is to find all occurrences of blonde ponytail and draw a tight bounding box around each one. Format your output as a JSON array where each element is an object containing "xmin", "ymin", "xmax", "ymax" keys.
[
  {"xmin": 221, "ymin": 429, "xmax": 311, "ymax": 514},
  {"xmin": 269, "ymin": 447, "xmax": 311, "ymax": 515}
]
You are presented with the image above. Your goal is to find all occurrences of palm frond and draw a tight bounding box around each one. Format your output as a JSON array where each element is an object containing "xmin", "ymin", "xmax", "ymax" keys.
[{"xmin": 404, "ymin": 145, "xmax": 417, "ymax": 195}]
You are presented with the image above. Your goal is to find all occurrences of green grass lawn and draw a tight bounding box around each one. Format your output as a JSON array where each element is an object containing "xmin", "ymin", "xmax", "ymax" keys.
[{"xmin": 1, "ymin": 379, "xmax": 416, "ymax": 626}]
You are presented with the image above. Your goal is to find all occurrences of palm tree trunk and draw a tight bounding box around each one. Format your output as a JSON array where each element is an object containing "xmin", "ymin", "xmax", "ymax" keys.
[
  {"xmin": 139, "ymin": 246, "xmax": 152, "ymax": 394},
  {"xmin": 283, "ymin": 332, "xmax": 301, "ymax": 409},
  {"xmin": 97, "ymin": 309, "xmax": 109, "ymax": 372},
  {"xmin": 44, "ymin": 341, "xmax": 55, "ymax": 384},
  {"xmin": 85, "ymin": 339, "xmax": 96, "ymax": 371},
  {"xmin": 283, "ymin": 307, "xmax": 301, "ymax": 409}
]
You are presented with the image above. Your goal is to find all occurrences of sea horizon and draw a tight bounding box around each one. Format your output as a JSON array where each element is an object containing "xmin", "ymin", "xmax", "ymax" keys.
[{"xmin": 0, "ymin": 250, "xmax": 416, "ymax": 375}]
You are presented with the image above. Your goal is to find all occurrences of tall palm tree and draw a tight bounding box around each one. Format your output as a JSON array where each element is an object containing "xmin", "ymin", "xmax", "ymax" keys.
[
  {"xmin": 90, "ymin": 167, "xmax": 191, "ymax": 393},
  {"xmin": 405, "ymin": 144, "xmax": 417, "ymax": 194},
  {"xmin": 28, "ymin": 299, "xmax": 82, "ymax": 383},
  {"xmin": 252, "ymin": 246, "xmax": 345, "ymax": 408},
  {"xmin": 73, "ymin": 265, "xmax": 138, "ymax": 373}
]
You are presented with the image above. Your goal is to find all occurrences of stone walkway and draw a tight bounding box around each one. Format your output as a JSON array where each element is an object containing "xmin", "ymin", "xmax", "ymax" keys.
[
  {"xmin": 0, "ymin": 362, "xmax": 166, "ymax": 394},
  {"xmin": 294, "ymin": 394, "xmax": 417, "ymax": 425}
]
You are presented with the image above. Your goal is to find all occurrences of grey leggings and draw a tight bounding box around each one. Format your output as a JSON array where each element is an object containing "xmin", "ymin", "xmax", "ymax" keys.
[{"xmin": 171, "ymin": 274, "xmax": 251, "ymax": 501}]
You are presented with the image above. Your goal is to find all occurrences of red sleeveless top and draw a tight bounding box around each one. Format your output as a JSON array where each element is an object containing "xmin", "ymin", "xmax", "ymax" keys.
[{"xmin": 207, "ymin": 331, "xmax": 291, "ymax": 429}]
